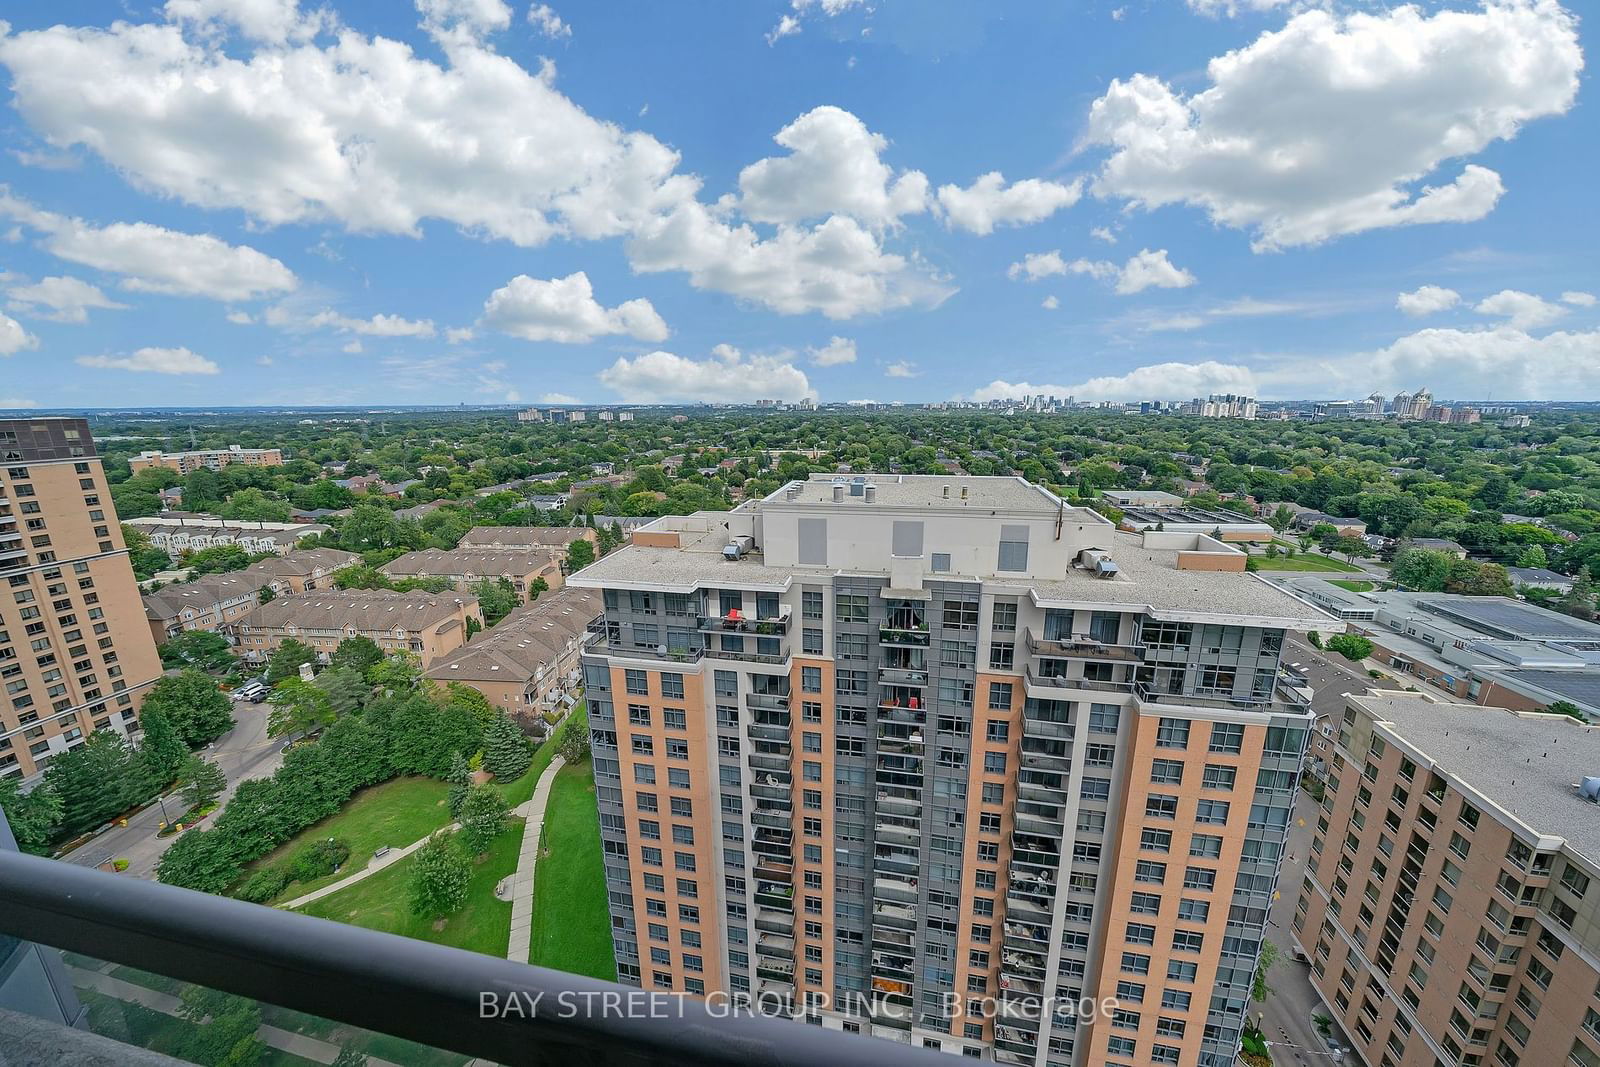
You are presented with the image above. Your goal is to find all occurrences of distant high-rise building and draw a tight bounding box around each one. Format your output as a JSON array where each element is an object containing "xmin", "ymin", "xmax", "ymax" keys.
[
  {"xmin": 1, "ymin": 418, "xmax": 164, "ymax": 781},
  {"xmin": 574, "ymin": 475, "xmax": 1323, "ymax": 1065}
]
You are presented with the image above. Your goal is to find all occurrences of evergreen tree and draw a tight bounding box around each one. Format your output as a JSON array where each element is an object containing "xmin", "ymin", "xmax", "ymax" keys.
[
  {"xmin": 447, "ymin": 751, "xmax": 471, "ymax": 819},
  {"xmin": 268, "ymin": 678, "xmax": 336, "ymax": 741},
  {"xmin": 565, "ymin": 538, "xmax": 595, "ymax": 572},
  {"xmin": 329, "ymin": 635, "xmax": 385, "ymax": 677},
  {"xmin": 1517, "ymin": 544, "xmax": 1549, "ymax": 569},
  {"xmin": 459, "ymin": 784, "xmax": 510, "ymax": 856},
  {"xmin": 179, "ymin": 753, "xmax": 228, "ymax": 811},
  {"xmin": 266, "ymin": 638, "xmax": 318, "ymax": 683},
  {"xmin": 44, "ymin": 731, "xmax": 141, "ymax": 839},
  {"xmin": 559, "ymin": 724, "xmax": 591, "ymax": 765},
  {"xmin": 1563, "ymin": 567, "xmax": 1597, "ymax": 621},
  {"xmin": 138, "ymin": 703, "xmax": 189, "ymax": 787},
  {"xmin": 408, "ymin": 831, "xmax": 470, "ymax": 919},
  {"xmin": 0, "ymin": 777, "xmax": 61, "ymax": 854},
  {"xmin": 481, "ymin": 713, "xmax": 531, "ymax": 781},
  {"xmin": 315, "ymin": 667, "xmax": 371, "ymax": 717}
]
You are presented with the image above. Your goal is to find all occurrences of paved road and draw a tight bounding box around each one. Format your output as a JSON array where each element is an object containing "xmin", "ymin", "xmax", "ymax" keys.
[
  {"xmin": 61, "ymin": 695, "xmax": 283, "ymax": 878},
  {"xmin": 1259, "ymin": 634, "xmax": 1372, "ymax": 1064}
]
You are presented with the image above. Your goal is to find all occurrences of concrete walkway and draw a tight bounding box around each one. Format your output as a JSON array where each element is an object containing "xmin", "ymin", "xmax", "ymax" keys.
[
  {"xmin": 281, "ymin": 821, "xmax": 460, "ymax": 910},
  {"xmin": 70, "ymin": 966, "xmax": 405, "ymax": 1066},
  {"xmin": 505, "ymin": 755, "xmax": 567, "ymax": 963}
]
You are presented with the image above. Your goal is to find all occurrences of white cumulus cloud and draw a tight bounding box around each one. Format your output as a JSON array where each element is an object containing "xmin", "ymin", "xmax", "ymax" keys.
[
  {"xmin": 6, "ymin": 275, "xmax": 128, "ymax": 324},
  {"xmin": 969, "ymin": 360, "xmax": 1257, "ymax": 403},
  {"xmin": 885, "ymin": 360, "xmax": 917, "ymax": 378},
  {"xmin": 1, "ymin": 312, "xmax": 39, "ymax": 355},
  {"xmin": 935, "ymin": 172, "xmax": 1082, "ymax": 235},
  {"xmin": 264, "ymin": 306, "xmax": 436, "ymax": 337},
  {"xmin": 1396, "ymin": 285, "xmax": 1460, "ymax": 317},
  {"xmin": 527, "ymin": 3, "xmax": 570, "ymax": 39},
  {"xmin": 540, "ymin": 392, "xmax": 579, "ymax": 404},
  {"xmin": 0, "ymin": 191, "xmax": 298, "ymax": 301},
  {"xmin": 1086, "ymin": 2, "xmax": 1581, "ymax": 249},
  {"xmin": 481, "ymin": 271, "xmax": 668, "ymax": 343},
  {"xmin": 737, "ymin": 106, "xmax": 929, "ymax": 229},
  {"xmin": 808, "ymin": 336, "xmax": 857, "ymax": 366},
  {"xmin": 77, "ymin": 346, "xmax": 220, "ymax": 374},
  {"xmin": 599, "ymin": 345, "xmax": 814, "ymax": 403},
  {"xmin": 1561, "ymin": 291, "xmax": 1596, "ymax": 308},
  {"xmin": 1041, "ymin": 295, "xmax": 1059, "ymax": 310},
  {"xmin": 1474, "ymin": 289, "xmax": 1566, "ymax": 330},
  {"xmin": 1008, "ymin": 248, "xmax": 1194, "ymax": 294}
]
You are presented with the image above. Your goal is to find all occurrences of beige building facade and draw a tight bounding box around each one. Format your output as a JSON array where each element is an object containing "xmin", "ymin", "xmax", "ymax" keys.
[
  {"xmin": 141, "ymin": 548, "xmax": 359, "ymax": 644},
  {"xmin": 1293, "ymin": 692, "xmax": 1600, "ymax": 1067},
  {"xmin": 573, "ymin": 475, "xmax": 1329, "ymax": 1065},
  {"xmin": 129, "ymin": 445, "xmax": 284, "ymax": 474},
  {"xmin": 1, "ymin": 418, "xmax": 164, "ymax": 781}
]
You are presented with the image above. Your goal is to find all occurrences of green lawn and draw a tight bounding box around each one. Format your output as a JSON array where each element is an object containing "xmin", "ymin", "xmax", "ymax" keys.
[
  {"xmin": 296, "ymin": 816, "xmax": 524, "ymax": 957},
  {"xmin": 1328, "ymin": 579, "xmax": 1376, "ymax": 592},
  {"xmin": 529, "ymin": 760, "xmax": 615, "ymax": 980},
  {"xmin": 501, "ymin": 702, "xmax": 587, "ymax": 809},
  {"xmin": 243, "ymin": 775, "xmax": 456, "ymax": 903},
  {"xmin": 1252, "ymin": 552, "xmax": 1363, "ymax": 573}
]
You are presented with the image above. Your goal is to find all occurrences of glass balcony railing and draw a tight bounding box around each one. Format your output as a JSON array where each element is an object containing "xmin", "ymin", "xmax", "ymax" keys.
[
  {"xmin": 1025, "ymin": 631, "xmax": 1143, "ymax": 662},
  {"xmin": 877, "ymin": 626, "xmax": 931, "ymax": 647},
  {"xmin": 0, "ymin": 850, "xmax": 950, "ymax": 1067}
]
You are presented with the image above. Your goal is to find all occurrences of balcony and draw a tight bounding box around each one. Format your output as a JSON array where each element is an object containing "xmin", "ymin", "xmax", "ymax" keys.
[
  {"xmin": 757, "ymin": 933, "xmax": 796, "ymax": 960},
  {"xmin": 875, "ymin": 790, "xmax": 922, "ymax": 815},
  {"xmin": 755, "ymin": 886, "xmax": 796, "ymax": 911},
  {"xmin": 872, "ymin": 901, "xmax": 918, "ymax": 929},
  {"xmin": 873, "ymin": 848, "xmax": 920, "ymax": 876},
  {"xmin": 878, "ymin": 626, "xmax": 931, "ymax": 648},
  {"xmin": 876, "ymin": 734, "xmax": 925, "ymax": 756},
  {"xmin": 755, "ymin": 910, "xmax": 795, "ymax": 935},
  {"xmin": 757, "ymin": 960, "xmax": 796, "ymax": 982},
  {"xmin": 751, "ymin": 807, "xmax": 791, "ymax": 832},
  {"xmin": 746, "ymin": 692, "xmax": 792, "ymax": 713},
  {"xmin": 878, "ymin": 666, "xmax": 929, "ymax": 687},
  {"xmin": 875, "ymin": 819, "xmax": 921, "ymax": 844},
  {"xmin": 755, "ymin": 858, "xmax": 794, "ymax": 883},
  {"xmin": 1134, "ymin": 680, "xmax": 1310, "ymax": 716},
  {"xmin": 872, "ymin": 926, "xmax": 916, "ymax": 951},
  {"xmin": 1024, "ymin": 665, "xmax": 1133, "ymax": 695},
  {"xmin": 1014, "ymin": 809, "xmax": 1063, "ymax": 837},
  {"xmin": 1003, "ymin": 920, "xmax": 1050, "ymax": 945},
  {"xmin": 706, "ymin": 643, "xmax": 791, "ymax": 667},
  {"xmin": 877, "ymin": 706, "xmax": 925, "ymax": 726},
  {"xmin": 751, "ymin": 781, "xmax": 791, "ymax": 803},
  {"xmin": 0, "ymin": 849, "xmax": 952, "ymax": 1067},
  {"xmin": 750, "ymin": 751, "xmax": 791, "ymax": 775},
  {"xmin": 1026, "ymin": 630, "xmax": 1143, "ymax": 662},
  {"xmin": 873, "ymin": 876, "xmax": 919, "ymax": 904},
  {"xmin": 699, "ymin": 613, "xmax": 791, "ymax": 636}
]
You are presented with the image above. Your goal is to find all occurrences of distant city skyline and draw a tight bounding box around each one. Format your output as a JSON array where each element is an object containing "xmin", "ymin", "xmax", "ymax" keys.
[{"xmin": 0, "ymin": 1, "xmax": 1595, "ymax": 407}]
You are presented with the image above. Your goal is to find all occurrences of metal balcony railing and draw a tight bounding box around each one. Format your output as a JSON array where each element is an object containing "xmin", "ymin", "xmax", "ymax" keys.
[{"xmin": 0, "ymin": 851, "xmax": 947, "ymax": 1067}]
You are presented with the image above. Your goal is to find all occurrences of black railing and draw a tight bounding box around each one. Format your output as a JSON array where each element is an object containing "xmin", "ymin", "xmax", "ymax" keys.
[{"xmin": 0, "ymin": 851, "xmax": 945, "ymax": 1067}]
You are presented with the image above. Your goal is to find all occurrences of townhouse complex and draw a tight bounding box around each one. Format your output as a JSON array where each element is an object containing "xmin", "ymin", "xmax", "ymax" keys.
[
  {"xmin": 457, "ymin": 525, "xmax": 597, "ymax": 549},
  {"xmin": 570, "ymin": 474, "xmax": 1327, "ymax": 1065},
  {"xmin": 128, "ymin": 445, "xmax": 284, "ymax": 474},
  {"xmin": 1, "ymin": 419, "xmax": 163, "ymax": 781},
  {"xmin": 1293, "ymin": 692, "xmax": 1600, "ymax": 1067},
  {"xmin": 123, "ymin": 516, "xmax": 329, "ymax": 556},
  {"xmin": 141, "ymin": 547, "xmax": 359, "ymax": 643},
  {"xmin": 380, "ymin": 546, "xmax": 564, "ymax": 600},
  {"xmin": 235, "ymin": 589, "xmax": 481, "ymax": 667},
  {"xmin": 425, "ymin": 585, "xmax": 599, "ymax": 731}
]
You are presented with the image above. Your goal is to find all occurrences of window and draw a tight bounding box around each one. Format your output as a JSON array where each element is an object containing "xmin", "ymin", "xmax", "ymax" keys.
[
  {"xmin": 1171, "ymin": 930, "xmax": 1204, "ymax": 954},
  {"xmin": 1190, "ymin": 834, "xmax": 1223, "ymax": 859},
  {"xmin": 1195, "ymin": 800, "xmax": 1230, "ymax": 825},
  {"xmin": 989, "ymin": 641, "xmax": 1015, "ymax": 671},
  {"xmin": 1208, "ymin": 722, "xmax": 1244, "ymax": 754},
  {"xmin": 930, "ymin": 552, "xmax": 951, "ymax": 572},
  {"xmin": 1156, "ymin": 718, "xmax": 1190, "ymax": 749},
  {"xmin": 835, "ymin": 594, "xmax": 869, "ymax": 623},
  {"xmin": 803, "ymin": 628, "xmax": 823, "ymax": 655},
  {"xmin": 988, "ymin": 682, "xmax": 1013, "ymax": 709},
  {"xmin": 1134, "ymin": 861, "xmax": 1166, "ymax": 885},
  {"xmin": 802, "ymin": 590, "xmax": 823, "ymax": 620},
  {"xmin": 1182, "ymin": 867, "xmax": 1216, "ymax": 891},
  {"xmin": 1146, "ymin": 793, "xmax": 1178, "ymax": 819},
  {"xmin": 1089, "ymin": 704, "xmax": 1120, "ymax": 734},
  {"xmin": 942, "ymin": 599, "xmax": 979, "ymax": 630},
  {"xmin": 1202, "ymin": 765, "xmax": 1237, "ymax": 791},
  {"xmin": 997, "ymin": 527, "xmax": 1029, "ymax": 572},
  {"xmin": 625, "ymin": 669, "xmax": 648, "ymax": 695},
  {"xmin": 1151, "ymin": 759, "xmax": 1184, "ymax": 785},
  {"xmin": 661, "ymin": 672, "xmax": 685, "ymax": 699},
  {"xmin": 801, "ymin": 666, "xmax": 822, "ymax": 693},
  {"xmin": 992, "ymin": 601, "xmax": 1017, "ymax": 632},
  {"xmin": 1130, "ymin": 892, "xmax": 1160, "ymax": 915}
]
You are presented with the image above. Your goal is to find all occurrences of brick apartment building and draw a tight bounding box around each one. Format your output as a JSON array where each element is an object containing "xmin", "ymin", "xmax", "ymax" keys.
[{"xmin": 128, "ymin": 445, "xmax": 284, "ymax": 474}]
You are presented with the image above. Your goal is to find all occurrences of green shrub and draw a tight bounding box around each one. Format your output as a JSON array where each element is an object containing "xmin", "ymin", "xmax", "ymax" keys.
[
  {"xmin": 291, "ymin": 838, "xmax": 352, "ymax": 882},
  {"xmin": 235, "ymin": 867, "xmax": 292, "ymax": 903}
]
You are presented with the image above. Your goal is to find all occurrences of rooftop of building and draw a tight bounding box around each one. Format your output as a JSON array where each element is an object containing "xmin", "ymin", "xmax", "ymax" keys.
[
  {"xmin": 242, "ymin": 588, "xmax": 475, "ymax": 632},
  {"xmin": 380, "ymin": 547, "xmax": 561, "ymax": 577},
  {"xmin": 1507, "ymin": 566, "xmax": 1574, "ymax": 585},
  {"xmin": 1353, "ymin": 691, "xmax": 1600, "ymax": 865},
  {"xmin": 425, "ymin": 586, "xmax": 600, "ymax": 684},
  {"xmin": 458, "ymin": 526, "xmax": 592, "ymax": 547},
  {"xmin": 776, "ymin": 473, "xmax": 1063, "ymax": 512},
  {"xmin": 1118, "ymin": 504, "xmax": 1270, "ymax": 528}
]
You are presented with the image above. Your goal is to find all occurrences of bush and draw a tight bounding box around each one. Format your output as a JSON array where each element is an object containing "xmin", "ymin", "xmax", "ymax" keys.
[
  {"xmin": 113, "ymin": 858, "xmax": 130, "ymax": 872},
  {"xmin": 1307, "ymin": 630, "xmax": 1323, "ymax": 648},
  {"xmin": 1326, "ymin": 633, "xmax": 1374, "ymax": 662},
  {"xmin": 236, "ymin": 867, "xmax": 293, "ymax": 903},
  {"xmin": 292, "ymin": 838, "xmax": 352, "ymax": 882}
]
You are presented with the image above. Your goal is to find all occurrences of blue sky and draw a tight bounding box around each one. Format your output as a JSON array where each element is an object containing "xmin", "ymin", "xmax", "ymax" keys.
[{"xmin": 0, "ymin": 0, "xmax": 1595, "ymax": 409}]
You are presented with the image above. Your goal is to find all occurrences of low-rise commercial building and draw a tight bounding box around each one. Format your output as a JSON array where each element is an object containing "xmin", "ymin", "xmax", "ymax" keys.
[
  {"xmin": 141, "ymin": 548, "xmax": 359, "ymax": 643},
  {"xmin": 1115, "ymin": 504, "xmax": 1274, "ymax": 542},
  {"xmin": 380, "ymin": 547, "xmax": 564, "ymax": 601},
  {"xmin": 1291, "ymin": 512, "xmax": 1367, "ymax": 537},
  {"xmin": 237, "ymin": 589, "xmax": 480, "ymax": 667},
  {"xmin": 1293, "ymin": 691, "xmax": 1600, "ymax": 1067},
  {"xmin": 128, "ymin": 445, "xmax": 284, "ymax": 474},
  {"xmin": 425, "ymin": 586, "xmax": 600, "ymax": 732}
]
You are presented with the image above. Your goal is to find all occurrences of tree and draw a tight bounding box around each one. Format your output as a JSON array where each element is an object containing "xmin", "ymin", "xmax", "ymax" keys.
[
  {"xmin": 184, "ymin": 543, "xmax": 254, "ymax": 576},
  {"xmin": 1561, "ymin": 567, "xmax": 1597, "ymax": 622},
  {"xmin": 141, "ymin": 670, "xmax": 235, "ymax": 746},
  {"xmin": 124, "ymin": 523, "xmax": 173, "ymax": 579},
  {"xmin": 368, "ymin": 651, "xmax": 423, "ymax": 694},
  {"xmin": 315, "ymin": 667, "xmax": 371, "ymax": 717},
  {"xmin": 1253, "ymin": 939, "xmax": 1281, "ymax": 1002},
  {"xmin": 527, "ymin": 576, "xmax": 549, "ymax": 601},
  {"xmin": 266, "ymin": 638, "xmax": 318, "ymax": 683},
  {"xmin": 408, "ymin": 831, "xmax": 471, "ymax": 919},
  {"xmin": 1517, "ymin": 544, "xmax": 1549, "ymax": 569},
  {"xmin": 0, "ymin": 777, "xmax": 61, "ymax": 855},
  {"xmin": 447, "ymin": 751, "xmax": 471, "ymax": 820},
  {"xmin": 1547, "ymin": 700, "xmax": 1589, "ymax": 723},
  {"xmin": 1390, "ymin": 547, "xmax": 1455, "ymax": 592},
  {"xmin": 1267, "ymin": 504, "xmax": 1295, "ymax": 533},
  {"xmin": 179, "ymin": 753, "xmax": 228, "ymax": 812},
  {"xmin": 138, "ymin": 703, "xmax": 190, "ymax": 787},
  {"xmin": 566, "ymin": 538, "xmax": 595, "ymax": 572},
  {"xmin": 177, "ymin": 986, "xmax": 266, "ymax": 1067},
  {"xmin": 559, "ymin": 723, "xmax": 591, "ymax": 765},
  {"xmin": 330, "ymin": 635, "xmax": 385, "ymax": 677},
  {"xmin": 258, "ymin": 585, "xmax": 276, "ymax": 604},
  {"xmin": 1332, "ymin": 534, "xmax": 1370, "ymax": 563},
  {"xmin": 472, "ymin": 578, "xmax": 519, "ymax": 626},
  {"xmin": 159, "ymin": 629, "xmax": 237, "ymax": 673},
  {"xmin": 44, "ymin": 731, "xmax": 142, "ymax": 840},
  {"xmin": 219, "ymin": 487, "xmax": 291, "ymax": 523},
  {"xmin": 268, "ymin": 678, "xmax": 336, "ymax": 742},
  {"xmin": 332, "ymin": 1047, "xmax": 369, "ymax": 1067},
  {"xmin": 1325, "ymin": 634, "xmax": 1374, "ymax": 662},
  {"xmin": 459, "ymin": 784, "xmax": 510, "ymax": 856},
  {"xmin": 482, "ymin": 713, "xmax": 531, "ymax": 781}
]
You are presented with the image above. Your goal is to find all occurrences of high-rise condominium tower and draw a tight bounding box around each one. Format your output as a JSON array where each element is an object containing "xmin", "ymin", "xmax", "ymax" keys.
[
  {"xmin": 571, "ymin": 475, "xmax": 1325, "ymax": 1066},
  {"xmin": 1, "ymin": 419, "xmax": 163, "ymax": 781}
]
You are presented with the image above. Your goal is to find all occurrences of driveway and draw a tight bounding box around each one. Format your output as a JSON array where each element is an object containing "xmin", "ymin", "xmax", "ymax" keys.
[{"xmin": 60, "ymin": 696, "xmax": 283, "ymax": 878}]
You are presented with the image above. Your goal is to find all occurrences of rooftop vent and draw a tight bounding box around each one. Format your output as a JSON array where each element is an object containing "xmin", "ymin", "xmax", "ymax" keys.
[
  {"xmin": 864, "ymin": 484, "xmax": 877, "ymax": 503},
  {"xmin": 960, "ymin": 486, "xmax": 969, "ymax": 501},
  {"xmin": 1581, "ymin": 777, "xmax": 1600, "ymax": 802},
  {"xmin": 942, "ymin": 485, "xmax": 950, "ymax": 499},
  {"xmin": 833, "ymin": 483, "xmax": 845, "ymax": 503}
]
